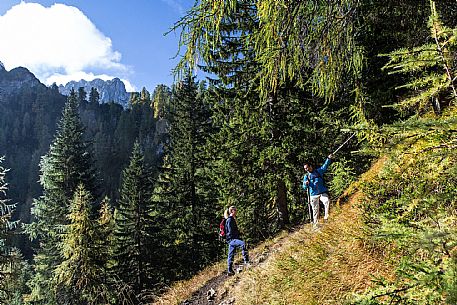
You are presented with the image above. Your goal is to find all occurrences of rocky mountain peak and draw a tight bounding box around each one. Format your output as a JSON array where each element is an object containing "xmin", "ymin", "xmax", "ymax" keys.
[
  {"xmin": 0, "ymin": 65, "xmax": 43, "ymax": 98},
  {"xmin": 58, "ymin": 78, "xmax": 130, "ymax": 108}
]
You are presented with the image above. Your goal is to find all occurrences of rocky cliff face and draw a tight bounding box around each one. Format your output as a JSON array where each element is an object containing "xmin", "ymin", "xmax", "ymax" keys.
[
  {"xmin": 58, "ymin": 78, "xmax": 130, "ymax": 108},
  {"xmin": 0, "ymin": 63, "xmax": 43, "ymax": 99}
]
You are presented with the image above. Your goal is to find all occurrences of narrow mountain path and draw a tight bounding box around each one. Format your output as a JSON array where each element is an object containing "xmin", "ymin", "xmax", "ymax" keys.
[{"xmin": 177, "ymin": 224, "xmax": 316, "ymax": 305}]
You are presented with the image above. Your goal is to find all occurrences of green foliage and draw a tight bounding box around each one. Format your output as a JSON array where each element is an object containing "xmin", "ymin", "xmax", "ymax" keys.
[
  {"xmin": 254, "ymin": 0, "xmax": 362, "ymax": 101},
  {"xmin": 8, "ymin": 0, "xmax": 457, "ymax": 302},
  {"xmin": 328, "ymin": 158, "xmax": 356, "ymax": 198},
  {"xmin": 353, "ymin": 103, "xmax": 457, "ymax": 303},
  {"xmin": 154, "ymin": 75, "xmax": 220, "ymax": 279},
  {"xmin": 381, "ymin": 0, "xmax": 457, "ymax": 114},
  {"xmin": 112, "ymin": 141, "xmax": 157, "ymax": 296},
  {"xmin": 88, "ymin": 87, "xmax": 100, "ymax": 104},
  {"xmin": 152, "ymin": 84, "xmax": 172, "ymax": 119},
  {"xmin": 174, "ymin": 0, "xmax": 362, "ymax": 102},
  {"xmin": 173, "ymin": 0, "xmax": 364, "ymax": 243},
  {"xmin": 0, "ymin": 157, "xmax": 25, "ymax": 304},
  {"xmin": 25, "ymin": 90, "xmax": 99, "ymax": 304},
  {"xmin": 54, "ymin": 184, "xmax": 110, "ymax": 304},
  {"xmin": 351, "ymin": 8, "xmax": 457, "ymax": 302}
]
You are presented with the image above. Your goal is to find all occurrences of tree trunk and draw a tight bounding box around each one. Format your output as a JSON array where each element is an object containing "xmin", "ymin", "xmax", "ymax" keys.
[{"xmin": 276, "ymin": 180, "xmax": 289, "ymax": 228}]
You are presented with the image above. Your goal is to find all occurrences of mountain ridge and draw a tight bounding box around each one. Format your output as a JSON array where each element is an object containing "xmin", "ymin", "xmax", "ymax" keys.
[
  {"xmin": 0, "ymin": 65, "xmax": 44, "ymax": 99},
  {"xmin": 58, "ymin": 78, "xmax": 130, "ymax": 108}
]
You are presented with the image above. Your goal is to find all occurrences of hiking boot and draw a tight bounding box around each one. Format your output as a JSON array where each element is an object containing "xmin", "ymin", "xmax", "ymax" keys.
[{"xmin": 227, "ymin": 269, "xmax": 235, "ymax": 276}]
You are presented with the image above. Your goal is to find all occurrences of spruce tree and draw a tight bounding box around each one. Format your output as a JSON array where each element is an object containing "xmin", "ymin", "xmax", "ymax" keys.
[
  {"xmin": 26, "ymin": 90, "xmax": 98, "ymax": 304},
  {"xmin": 112, "ymin": 141, "xmax": 156, "ymax": 295},
  {"xmin": 157, "ymin": 75, "xmax": 218, "ymax": 276}
]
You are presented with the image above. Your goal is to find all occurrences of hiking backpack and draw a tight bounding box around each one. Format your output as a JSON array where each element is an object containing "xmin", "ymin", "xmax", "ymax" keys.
[{"xmin": 219, "ymin": 217, "xmax": 226, "ymax": 241}]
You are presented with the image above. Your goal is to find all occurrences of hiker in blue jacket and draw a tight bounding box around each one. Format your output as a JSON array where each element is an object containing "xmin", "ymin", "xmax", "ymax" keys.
[
  {"xmin": 225, "ymin": 206, "xmax": 249, "ymax": 275},
  {"xmin": 302, "ymin": 154, "xmax": 333, "ymax": 225}
]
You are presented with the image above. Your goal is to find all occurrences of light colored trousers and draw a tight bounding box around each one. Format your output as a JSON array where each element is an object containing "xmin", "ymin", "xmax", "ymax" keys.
[{"xmin": 310, "ymin": 193, "xmax": 330, "ymax": 224}]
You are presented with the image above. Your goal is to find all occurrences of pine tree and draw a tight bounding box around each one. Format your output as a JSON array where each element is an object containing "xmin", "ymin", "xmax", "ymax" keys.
[
  {"xmin": 112, "ymin": 141, "xmax": 156, "ymax": 295},
  {"xmin": 26, "ymin": 89, "xmax": 98, "ymax": 304}
]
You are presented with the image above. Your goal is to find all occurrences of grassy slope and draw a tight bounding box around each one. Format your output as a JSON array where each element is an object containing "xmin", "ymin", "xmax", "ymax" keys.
[
  {"xmin": 228, "ymin": 158, "xmax": 395, "ymax": 305},
  {"xmin": 152, "ymin": 157, "xmax": 396, "ymax": 305}
]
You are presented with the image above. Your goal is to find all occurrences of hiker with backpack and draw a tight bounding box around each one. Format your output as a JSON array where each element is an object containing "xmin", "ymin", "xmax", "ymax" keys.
[
  {"xmin": 302, "ymin": 154, "xmax": 333, "ymax": 226},
  {"xmin": 223, "ymin": 206, "xmax": 249, "ymax": 275}
]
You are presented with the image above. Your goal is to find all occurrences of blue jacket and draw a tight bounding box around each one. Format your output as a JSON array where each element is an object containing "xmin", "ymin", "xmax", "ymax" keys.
[
  {"xmin": 302, "ymin": 158, "xmax": 332, "ymax": 196},
  {"xmin": 225, "ymin": 216, "xmax": 240, "ymax": 241}
]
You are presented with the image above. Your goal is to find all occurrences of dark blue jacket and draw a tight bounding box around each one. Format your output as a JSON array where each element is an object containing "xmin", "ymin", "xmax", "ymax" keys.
[
  {"xmin": 225, "ymin": 216, "xmax": 240, "ymax": 241},
  {"xmin": 302, "ymin": 158, "xmax": 332, "ymax": 196}
]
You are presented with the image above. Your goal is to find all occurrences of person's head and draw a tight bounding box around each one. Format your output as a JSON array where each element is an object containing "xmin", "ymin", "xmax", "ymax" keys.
[
  {"xmin": 304, "ymin": 162, "xmax": 313, "ymax": 173},
  {"xmin": 228, "ymin": 206, "xmax": 237, "ymax": 217}
]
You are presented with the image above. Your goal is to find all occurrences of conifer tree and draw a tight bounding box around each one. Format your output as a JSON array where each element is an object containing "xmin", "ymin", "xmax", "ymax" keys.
[
  {"xmin": 159, "ymin": 75, "xmax": 219, "ymax": 275},
  {"xmin": 139, "ymin": 87, "xmax": 151, "ymax": 105},
  {"xmin": 78, "ymin": 87, "xmax": 87, "ymax": 104},
  {"xmin": 0, "ymin": 156, "xmax": 22, "ymax": 303},
  {"xmin": 174, "ymin": 0, "xmax": 360, "ymax": 101},
  {"xmin": 26, "ymin": 89, "xmax": 98, "ymax": 304},
  {"xmin": 54, "ymin": 184, "xmax": 109, "ymax": 304},
  {"xmin": 89, "ymin": 87, "xmax": 100, "ymax": 104},
  {"xmin": 152, "ymin": 84, "xmax": 172, "ymax": 119},
  {"xmin": 128, "ymin": 92, "xmax": 140, "ymax": 107},
  {"xmin": 381, "ymin": 0, "xmax": 457, "ymax": 115},
  {"xmin": 112, "ymin": 141, "xmax": 156, "ymax": 295},
  {"xmin": 97, "ymin": 196, "xmax": 113, "ymax": 268},
  {"xmin": 173, "ymin": 1, "xmax": 342, "ymax": 239}
]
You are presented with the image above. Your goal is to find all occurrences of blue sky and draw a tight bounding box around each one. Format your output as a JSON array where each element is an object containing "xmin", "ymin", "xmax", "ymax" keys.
[{"xmin": 0, "ymin": 0, "xmax": 193, "ymax": 92}]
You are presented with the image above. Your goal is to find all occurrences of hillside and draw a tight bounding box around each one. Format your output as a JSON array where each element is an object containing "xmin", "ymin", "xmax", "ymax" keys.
[
  {"xmin": 151, "ymin": 158, "xmax": 395, "ymax": 305},
  {"xmin": 152, "ymin": 104, "xmax": 457, "ymax": 305}
]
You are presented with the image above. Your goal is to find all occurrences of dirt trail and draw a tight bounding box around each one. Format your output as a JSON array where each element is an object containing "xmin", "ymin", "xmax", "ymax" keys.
[{"xmin": 178, "ymin": 225, "xmax": 311, "ymax": 305}]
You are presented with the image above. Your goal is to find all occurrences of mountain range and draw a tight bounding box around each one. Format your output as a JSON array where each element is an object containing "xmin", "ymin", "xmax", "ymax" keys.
[
  {"xmin": 0, "ymin": 62, "xmax": 131, "ymax": 108},
  {"xmin": 58, "ymin": 78, "xmax": 130, "ymax": 108}
]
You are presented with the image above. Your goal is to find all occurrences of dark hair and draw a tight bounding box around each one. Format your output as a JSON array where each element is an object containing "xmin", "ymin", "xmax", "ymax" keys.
[{"xmin": 303, "ymin": 160, "xmax": 314, "ymax": 167}]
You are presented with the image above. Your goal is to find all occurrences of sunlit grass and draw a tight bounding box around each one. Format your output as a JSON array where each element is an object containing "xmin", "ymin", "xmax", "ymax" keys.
[
  {"xmin": 151, "ymin": 158, "xmax": 395, "ymax": 305},
  {"xmin": 227, "ymin": 158, "xmax": 395, "ymax": 305}
]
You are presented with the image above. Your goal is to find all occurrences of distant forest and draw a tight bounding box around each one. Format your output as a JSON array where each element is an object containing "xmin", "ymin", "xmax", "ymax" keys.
[
  {"xmin": 1, "ymin": 0, "xmax": 457, "ymax": 304},
  {"xmin": 0, "ymin": 83, "xmax": 169, "ymax": 253}
]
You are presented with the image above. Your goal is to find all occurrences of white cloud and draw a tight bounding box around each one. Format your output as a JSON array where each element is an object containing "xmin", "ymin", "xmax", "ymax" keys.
[{"xmin": 0, "ymin": 2, "xmax": 135, "ymax": 90}]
